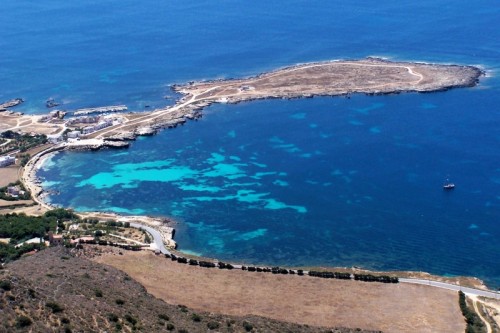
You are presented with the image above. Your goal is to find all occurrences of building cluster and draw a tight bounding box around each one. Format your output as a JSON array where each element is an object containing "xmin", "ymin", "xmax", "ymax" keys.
[
  {"xmin": 0, "ymin": 155, "xmax": 15, "ymax": 167},
  {"xmin": 82, "ymin": 118, "xmax": 113, "ymax": 135},
  {"xmin": 66, "ymin": 115, "xmax": 99, "ymax": 125}
]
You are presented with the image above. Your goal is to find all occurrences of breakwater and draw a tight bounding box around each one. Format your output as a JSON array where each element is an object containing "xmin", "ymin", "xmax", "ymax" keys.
[{"xmin": 74, "ymin": 105, "xmax": 128, "ymax": 116}]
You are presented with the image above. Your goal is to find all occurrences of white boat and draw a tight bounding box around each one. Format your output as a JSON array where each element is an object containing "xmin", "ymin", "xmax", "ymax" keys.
[{"xmin": 443, "ymin": 179, "xmax": 455, "ymax": 190}]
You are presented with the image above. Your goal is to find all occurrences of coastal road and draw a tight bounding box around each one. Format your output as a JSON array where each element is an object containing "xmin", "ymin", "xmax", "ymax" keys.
[
  {"xmin": 122, "ymin": 223, "xmax": 500, "ymax": 301},
  {"xmin": 129, "ymin": 222, "xmax": 171, "ymax": 256},
  {"xmin": 399, "ymin": 278, "xmax": 500, "ymax": 299},
  {"xmin": 126, "ymin": 221, "xmax": 500, "ymax": 301}
]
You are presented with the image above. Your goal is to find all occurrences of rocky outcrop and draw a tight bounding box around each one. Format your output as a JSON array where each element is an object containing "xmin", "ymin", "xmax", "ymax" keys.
[
  {"xmin": 135, "ymin": 126, "xmax": 156, "ymax": 136},
  {"xmin": 0, "ymin": 98, "xmax": 23, "ymax": 111}
]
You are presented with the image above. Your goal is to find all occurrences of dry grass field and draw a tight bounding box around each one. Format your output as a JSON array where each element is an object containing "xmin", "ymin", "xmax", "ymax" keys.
[
  {"xmin": 0, "ymin": 167, "xmax": 19, "ymax": 187},
  {"xmin": 96, "ymin": 250, "xmax": 466, "ymax": 333}
]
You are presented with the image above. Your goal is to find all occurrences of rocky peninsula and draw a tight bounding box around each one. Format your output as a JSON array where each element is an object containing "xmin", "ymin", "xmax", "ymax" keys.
[
  {"xmin": 87, "ymin": 58, "xmax": 482, "ymax": 140},
  {"xmin": 1, "ymin": 58, "xmax": 483, "ymax": 143}
]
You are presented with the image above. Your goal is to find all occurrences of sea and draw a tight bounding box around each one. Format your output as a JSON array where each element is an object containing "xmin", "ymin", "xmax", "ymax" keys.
[{"xmin": 2, "ymin": 1, "xmax": 499, "ymax": 287}]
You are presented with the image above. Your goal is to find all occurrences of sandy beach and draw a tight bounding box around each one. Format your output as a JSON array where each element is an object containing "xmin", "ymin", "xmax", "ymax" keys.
[{"xmin": 20, "ymin": 145, "xmax": 61, "ymax": 211}]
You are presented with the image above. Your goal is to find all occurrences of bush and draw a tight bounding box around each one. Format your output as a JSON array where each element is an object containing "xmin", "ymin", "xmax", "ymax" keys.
[
  {"xmin": 44, "ymin": 208, "xmax": 79, "ymax": 221},
  {"xmin": 191, "ymin": 313, "xmax": 202, "ymax": 322},
  {"xmin": 0, "ymin": 280, "xmax": 12, "ymax": 291},
  {"xmin": 243, "ymin": 321, "xmax": 253, "ymax": 332},
  {"xmin": 15, "ymin": 315, "xmax": 32, "ymax": 328},
  {"xmin": 46, "ymin": 301, "xmax": 64, "ymax": 313},
  {"xmin": 115, "ymin": 299, "xmax": 125, "ymax": 305},
  {"xmin": 28, "ymin": 288, "xmax": 36, "ymax": 298},
  {"xmin": 158, "ymin": 314, "xmax": 169, "ymax": 321},
  {"xmin": 94, "ymin": 289, "xmax": 103, "ymax": 297},
  {"xmin": 61, "ymin": 317, "xmax": 70, "ymax": 324},
  {"xmin": 166, "ymin": 323, "xmax": 175, "ymax": 331},
  {"xmin": 207, "ymin": 321, "xmax": 220, "ymax": 330},
  {"xmin": 108, "ymin": 313, "xmax": 119, "ymax": 322},
  {"xmin": 199, "ymin": 261, "xmax": 216, "ymax": 268},
  {"xmin": 124, "ymin": 314, "xmax": 137, "ymax": 325}
]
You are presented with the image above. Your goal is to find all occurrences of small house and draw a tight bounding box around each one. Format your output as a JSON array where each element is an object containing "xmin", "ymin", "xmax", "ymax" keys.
[
  {"xmin": 48, "ymin": 232, "xmax": 64, "ymax": 246},
  {"xmin": 0, "ymin": 156, "xmax": 15, "ymax": 167}
]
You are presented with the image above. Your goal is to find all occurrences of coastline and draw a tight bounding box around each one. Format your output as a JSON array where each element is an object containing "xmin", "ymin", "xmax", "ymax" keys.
[
  {"xmin": 15, "ymin": 57, "xmax": 497, "ymax": 293},
  {"xmin": 21, "ymin": 141, "xmax": 496, "ymax": 292}
]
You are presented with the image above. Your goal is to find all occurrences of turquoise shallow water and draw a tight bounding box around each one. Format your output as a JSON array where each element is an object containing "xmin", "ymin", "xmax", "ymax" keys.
[
  {"xmin": 39, "ymin": 91, "xmax": 499, "ymax": 287},
  {"xmin": 1, "ymin": 0, "xmax": 499, "ymax": 287}
]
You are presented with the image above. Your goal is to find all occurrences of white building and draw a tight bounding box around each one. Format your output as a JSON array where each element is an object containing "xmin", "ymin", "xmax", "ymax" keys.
[
  {"xmin": 47, "ymin": 133, "xmax": 63, "ymax": 144},
  {"xmin": 82, "ymin": 119, "xmax": 113, "ymax": 135},
  {"xmin": 0, "ymin": 156, "xmax": 15, "ymax": 167},
  {"xmin": 67, "ymin": 130, "xmax": 81, "ymax": 139},
  {"xmin": 15, "ymin": 237, "xmax": 44, "ymax": 248}
]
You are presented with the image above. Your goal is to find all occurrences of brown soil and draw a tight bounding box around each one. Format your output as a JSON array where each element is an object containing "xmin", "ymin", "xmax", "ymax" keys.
[
  {"xmin": 0, "ymin": 199, "xmax": 33, "ymax": 208},
  {"xmin": 0, "ymin": 203, "xmax": 46, "ymax": 216},
  {"xmin": 96, "ymin": 250, "xmax": 466, "ymax": 333},
  {"xmin": 0, "ymin": 167, "xmax": 19, "ymax": 187}
]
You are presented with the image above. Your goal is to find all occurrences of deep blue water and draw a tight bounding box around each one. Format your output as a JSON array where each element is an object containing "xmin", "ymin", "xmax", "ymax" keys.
[{"xmin": 3, "ymin": 1, "xmax": 499, "ymax": 286}]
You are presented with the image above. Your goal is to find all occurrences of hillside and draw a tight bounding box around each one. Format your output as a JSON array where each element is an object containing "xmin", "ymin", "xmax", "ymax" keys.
[{"xmin": 0, "ymin": 247, "xmax": 376, "ymax": 333}]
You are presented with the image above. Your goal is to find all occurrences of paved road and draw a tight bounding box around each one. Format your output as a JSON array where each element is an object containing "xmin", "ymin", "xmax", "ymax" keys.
[
  {"xmin": 129, "ymin": 222, "xmax": 171, "ymax": 256},
  {"xmin": 128, "ymin": 222, "xmax": 500, "ymax": 300},
  {"xmin": 400, "ymin": 278, "xmax": 500, "ymax": 299}
]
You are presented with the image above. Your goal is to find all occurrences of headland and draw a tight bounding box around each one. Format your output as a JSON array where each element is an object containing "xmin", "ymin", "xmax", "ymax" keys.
[{"xmin": 0, "ymin": 58, "xmax": 482, "ymax": 146}]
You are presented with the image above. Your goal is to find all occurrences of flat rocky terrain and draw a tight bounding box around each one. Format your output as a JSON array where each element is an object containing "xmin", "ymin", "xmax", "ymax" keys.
[{"xmin": 175, "ymin": 58, "xmax": 482, "ymax": 102}]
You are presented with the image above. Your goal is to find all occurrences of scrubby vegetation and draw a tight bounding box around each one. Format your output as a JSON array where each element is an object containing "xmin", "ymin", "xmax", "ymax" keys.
[
  {"xmin": 0, "ymin": 247, "xmax": 375, "ymax": 332},
  {"xmin": 0, "ymin": 212, "xmax": 56, "ymax": 242},
  {"xmin": 0, "ymin": 208, "xmax": 81, "ymax": 263},
  {"xmin": 353, "ymin": 274, "xmax": 399, "ymax": 283},
  {"xmin": 0, "ymin": 130, "xmax": 47, "ymax": 154},
  {"xmin": 458, "ymin": 291, "xmax": 485, "ymax": 333}
]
